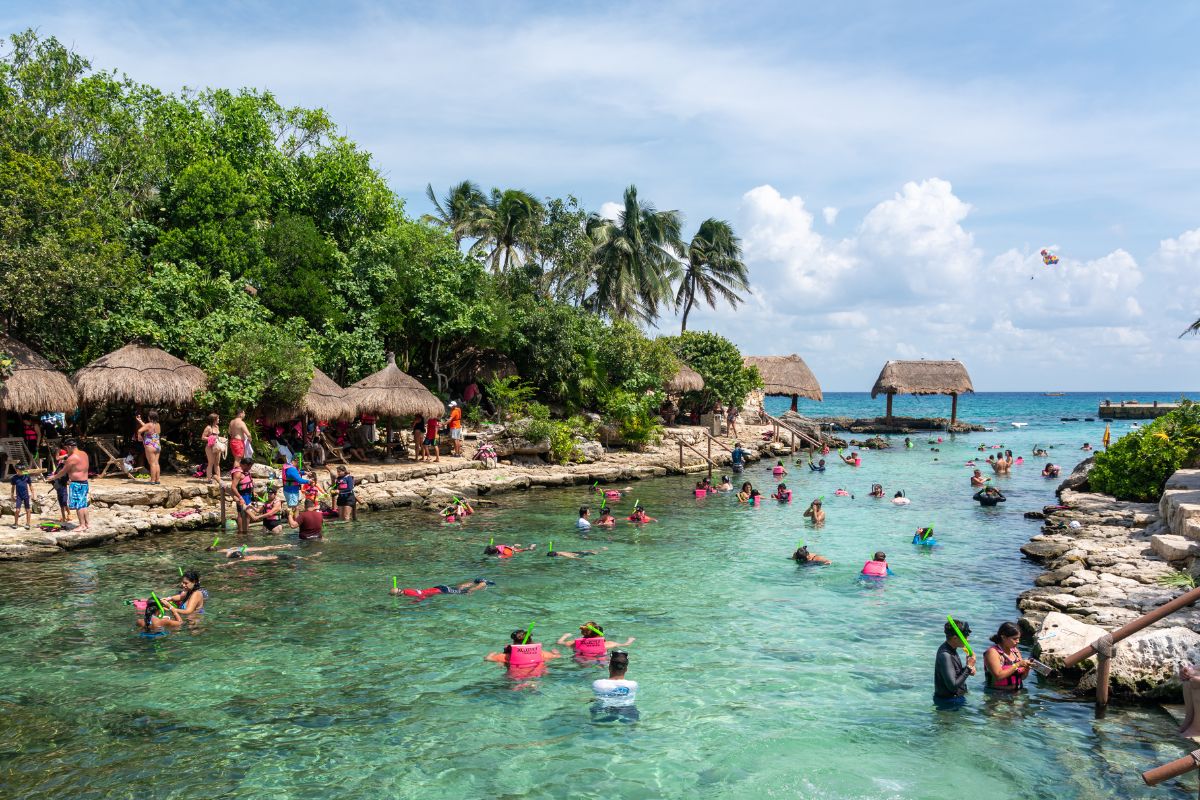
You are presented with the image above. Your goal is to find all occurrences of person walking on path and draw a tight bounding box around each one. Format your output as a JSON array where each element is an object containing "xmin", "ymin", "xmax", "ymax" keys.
[
  {"xmin": 447, "ymin": 401, "xmax": 464, "ymax": 457},
  {"xmin": 201, "ymin": 413, "xmax": 222, "ymax": 484},
  {"xmin": 425, "ymin": 413, "xmax": 441, "ymax": 463},
  {"xmin": 47, "ymin": 438, "xmax": 91, "ymax": 532},
  {"xmin": 228, "ymin": 410, "xmax": 251, "ymax": 465},
  {"xmin": 134, "ymin": 411, "xmax": 162, "ymax": 484}
]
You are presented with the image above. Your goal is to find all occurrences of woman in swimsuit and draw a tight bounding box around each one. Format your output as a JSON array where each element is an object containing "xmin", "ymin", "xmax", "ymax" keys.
[
  {"xmin": 245, "ymin": 486, "xmax": 285, "ymax": 534},
  {"xmin": 201, "ymin": 413, "xmax": 222, "ymax": 484},
  {"xmin": 230, "ymin": 458, "xmax": 256, "ymax": 535},
  {"xmin": 983, "ymin": 621, "xmax": 1031, "ymax": 691},
  {"xmin": 135, "ymin": 411, "xmax": 162, "ymax": 484},
  {"xmin": 161, "ymin": 569, "xmax": 207, "ymax": 616}
]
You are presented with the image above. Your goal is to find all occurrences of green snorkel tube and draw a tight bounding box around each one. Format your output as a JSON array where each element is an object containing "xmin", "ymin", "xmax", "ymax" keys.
[{"xmin": 946, "ymin": 615, "xmax": 974, "ymax": 658}]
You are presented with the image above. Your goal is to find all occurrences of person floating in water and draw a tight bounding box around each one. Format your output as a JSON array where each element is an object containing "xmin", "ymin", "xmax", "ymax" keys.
[
  {"xmin": 803, "ymin": 498, "xmax": 825, "ymax": 525},
  {"xmin": 839, "ymin": 451, "xmax": 862, "ymax": 467},
  {"xmin": 904, "ymin": 437, "xmax": 913, "ymax": 449},
  {"xmin": 973, "ymin": 486, "xmax": 1007, "ymax": 506},
  {"xmin": 737, "ymin": 482, "xmax": 755, "ymax": 503},
  {"xmin": 391, "ymin": 578, "xmax": 492, "ymax": 599},
  {"xmin": 484, "ymin": 543, "xmax": 537, "ymax": 558},
  {"xmin": 557, "ymin": 621, "xmax": 635, "ymax": 658},
  {"xmin": 486, "ymin": 628, "xmax": 562, "ymax": 679},
  {"xmin": 1032, "ymin": 447, "xmax": 1049, "ymax": 457},
  {"xmin": 934, "ymin": 617, "xmax": 976, "ymax": 706},
  {"xmin": 1080, "ymin": 442, "xmax": 1093, "ymax": 451},
  {"xmin": 595, "ymin": 510, "xmax": 616, "ymax": 528},
  {"xmin": 860, "ymin": 551, "xmax": 894, "ymax": 577},
  {"xmin": 134, "ymin": 597, "xmax": 183, "ymax": 633},
  {"xmin": 792, "ymin": 545, "xmax": 830, "ymax": 565},
  {"xmin": 591, "ymin": 650, "xmax": 638, "ymax": 722},
  {"xmin": 547, "ymin": 547, "xmax": 606, "ymax": 559},
  {"xmin": 892, "ymin": 490, "xmax": 910, "ymax": 505},
  {"xmin": 160, "ymin": 569, "xmax": 207, "ymax": 617},
  {"xmin": 912, "ymin": 527, "xmax": 937, "ymax": 546}
]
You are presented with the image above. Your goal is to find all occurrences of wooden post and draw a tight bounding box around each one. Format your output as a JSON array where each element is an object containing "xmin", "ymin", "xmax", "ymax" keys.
[
  {"xmin": 950, "ymin": 393, "xmax": 958, "ymax": 425},
  {"xmin": 790, "ymin": 394, "xmax": 798, "ymax": 412},
  {"xmin": 886, "ymin": 393, "xmax": 893, "ymax": 420},
  {"xmin": 1095, "ymin": 649, "xmax": 1113, "ymax": 717},
  {"xmin": 678, "ymin": 441, "xmax": 683, "ymax": 469},
  {"xmin": 707, "ymin": 435, "xmax": 712, "ymax": 479}
]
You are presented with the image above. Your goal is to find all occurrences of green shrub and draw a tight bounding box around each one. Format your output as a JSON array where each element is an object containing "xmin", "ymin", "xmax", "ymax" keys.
[
  {"xmin": 603, "ymin": 388, "xmax": 663, "ymax": 451},
  {"xmin": 485, "ymin": 376, "xmax": 537, "ymax": 422},
  {"xmin": 1089, "ymin": 401, "xmax": 1200, "ymax": 501},
  {"xmin": 663, "ymin": 330, "xmax": 762, "ymax": 410}
]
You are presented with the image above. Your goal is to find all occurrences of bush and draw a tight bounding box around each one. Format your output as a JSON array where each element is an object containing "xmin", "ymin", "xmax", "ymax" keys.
[
  {"xmin": 1089, "ymin": 401, "xmax": 1200, "ymax": 501},
  {"xmin": 603, "ymin": 388, "xmax": 663, "ymax": 451},
  {"xmin": 664, "ymin": 330, "xmax": 761, "ymax": 410}
]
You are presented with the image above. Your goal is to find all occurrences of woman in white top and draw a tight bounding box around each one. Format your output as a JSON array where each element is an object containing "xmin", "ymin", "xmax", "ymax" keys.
[{"xmin": 592, "ymin": 650, "xmax": 638, "ymax": 722}]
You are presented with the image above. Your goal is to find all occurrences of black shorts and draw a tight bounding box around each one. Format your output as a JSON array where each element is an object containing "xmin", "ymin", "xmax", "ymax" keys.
[{"xmin": 337, "ymin": 494, "xmax": 357, "ymax": 507}]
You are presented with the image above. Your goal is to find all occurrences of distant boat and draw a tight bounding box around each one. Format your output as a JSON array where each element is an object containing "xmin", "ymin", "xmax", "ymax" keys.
[
  {"xmin": 1044, "ymin": 392, "xmax": 1065, "ymax": 397},
  {"xmin": 1011, "ymin": 422, "xmax": 1028, "ymax": 428}
]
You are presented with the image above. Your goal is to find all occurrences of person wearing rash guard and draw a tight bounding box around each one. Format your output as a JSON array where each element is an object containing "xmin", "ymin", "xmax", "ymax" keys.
[
  {"xmin": 791, "ymin": 546, "xmax": 830, "ymax": 565},
  {"xmin": 974, "ymin": 487, "xmax": 1007, "ymax": 506},
  {"xmin": 390, "ymin": 578, "xmax": 493, "ymax": 599},
  {"xmin": 591, "ymin": 650, "xmax": 639, "ymax": 722},
  {"xmin": 934, "ymin": 617, "xmax": 976, "ymax": 706},
  {"xmin": 484, "ymin": 543, "xmax": 536, "ymax": 558},
  {"xmin": 557, "ymin": 621, "xmax": 635, "ymax": 657},
  {"xmin": 485, "ymin": 629, "xmax": 562, "ymax": 678},
  {"xmin": 280, "ymin": 457, "xmax": 310, "ymax": 509},
  {"xmin": 807, "ymin": 458, "xmax": 827, "ymax": 472},
  {"xmin": 860, "ymin": 551, "xmax": 894, "ymax": 577},
  {"xmin": 731, "ymin": 443, "xmax": 746, "ymax": 472}
]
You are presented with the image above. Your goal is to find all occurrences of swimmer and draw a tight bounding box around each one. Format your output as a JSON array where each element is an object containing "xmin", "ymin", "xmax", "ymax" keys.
[
  {"xmin": 484, "ymin": 543, "xmax": 536, "ymax": 558},
  {"xmin": 803, "ymin": 498, "xmax": 825, "ymax": 525},
  {"xmin": 702, "ymin": 477, "xmax": 716, "ymax": 494},
  {"xmin": 833, "ymin": 488, "xmax": 850, "ymax": 497},
  {"xmin": 973, "ymin": 486, "xmax": 1007, "ymax": 506},
  {"xmin": 737, "ymin": 482, "xmax": 754, "ymax": 502},
  {"xmin": 591, "ymin": 650, "xmax": 638, "ymax": 721},
  {"xmin": 547, "ymin": 547, "xmax": 606, "ymax": 558},
  {"xmin": 860, "ymin": 551, "xmax": 894, "ymax": 577},
  {"xmin": 970, "ymin": 469, "xmax": 988, "ymax": 487},
  {"xmin": 1033, "ymin": 448, "xmax": 1049, "ymax": 457},
  {"xmin": 772, "ymin": 483, "xmax": 792, "ymax": 502},
  {"xmin": 808, "ymin": 458, "xmax": 826, "ymax": 472},
  {"xmin": 485, "ymin": 629, "xmax": 562, "ymax": 677},
  {"xmin": 577, "ymin": 506, "xmax": 592, "ymax": 530},
  {"xmin": 596, "ymin": 510, "xmax": 616, "ymax": 528},
  {"xmin": 772, "ymin": 460, "xmax": 788, "ymax": 478},
  {"xmin": 1081, "ymin": 442, "xmax": 1093, "ymax": 451},
  {"xmin": 135, "ymin": 596, "xmax": 183, "ymax": 632},
  {"xmin": 160, "ymin": 569, "xmax": 207, "ymax": 616},
  {"xmin": 977, "ymin": 444, "xmax": 987, "ymax": 452},
  {"xmin": 212, "ymin": 544, "xmax": 294, "ymax": 558},
  {"xmin": 869, "ymin": 484, "xmax": 884, "ymax": 498},
  {"xmin": 391, "ymin": 578, "xmax": 492, "ymax": 599},
  {"xmin": 215, "ymin": 547, "xmax": 319, "ymax": 566},
  {"xmin": 717, "ymin": 475, "xmax": 733, "ymax": 492},
  {"xmin": 792, "ymin": 545, "xmax": 830, "ymax": 565},
  {"xmin": 904, "ymin": 437, "xmax": 913, "ymax": 449},
  {"xmin": 839, "ymin": 451, "xmax": 861, "ymax": 467},
  {"xmin": 912, "ymin": 527, "xmax": 937, "ymax": 546},
  {"xmin": 627, "ymin": 507, "xmax": 656, "ymax": 523},
  {"xmin": 557, "ymin": 621, "xmax": 634, "ymax": 655},
  {"xmin": 892, "ymin": 490, "xmax": 911, "ymax": 505},
  {"xmin": 1042, "ymin": 463, "xmax": 1061, "ymax": 478}
]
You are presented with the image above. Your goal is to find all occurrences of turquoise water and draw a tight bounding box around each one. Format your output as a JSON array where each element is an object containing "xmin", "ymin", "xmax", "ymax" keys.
[{"xmin": 1, "ymin": 392, "xmax": 1197, "ymax": 799}]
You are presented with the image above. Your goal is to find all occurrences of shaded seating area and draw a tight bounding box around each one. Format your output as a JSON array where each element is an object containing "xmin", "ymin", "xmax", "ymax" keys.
[
  {"xmin": 346, "ymin": 353, "xmax": 445, "ymax": 459},
  {"xmin": 744, "ymin": 354, "xmax": 823, "ymax": 413},
  {"xmin": 0, "ymin": 334, "xmax": 78, "ymax": 474},
  {"xmin": 662, "ymin": 364, "xmax": 705, "ymax": 426},
  {"xmin": 261, "ymin": 367, "xmax": 356, "ymax": 467},
  {"xmin": 871, "ymin": 359, "xmax": 974, "ymax": 423}
]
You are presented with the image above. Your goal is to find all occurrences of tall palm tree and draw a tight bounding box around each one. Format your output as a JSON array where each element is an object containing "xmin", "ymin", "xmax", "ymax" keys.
[
  {"xmin": 470, "ymin": 188, "xmax": 544, "ymax": 274},
  {"xmin": 586, "ymin": 185, "xmax": 684, "ymax": 324},
  {"xmin": 421, "ymin": 180, "xmax": 487, "ymax": 245},
  {"xmin": 676, "ymin": 218, "xmax": 749, "ymax": 333}
]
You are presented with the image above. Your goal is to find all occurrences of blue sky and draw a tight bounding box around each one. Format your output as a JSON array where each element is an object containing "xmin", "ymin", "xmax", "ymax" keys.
[{"xmin": 6, "ymin": 1, "xmax": 1200, "ymax": 390}]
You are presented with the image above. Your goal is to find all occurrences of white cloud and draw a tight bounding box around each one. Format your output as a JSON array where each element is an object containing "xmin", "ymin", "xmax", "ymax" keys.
[
  {"xmin": 598, "ymin": 201, "xmax": 622, "ymax": 221},
  {"xmin": 822, "ymin": 206, "xmax": 838, "ymax": 225}
]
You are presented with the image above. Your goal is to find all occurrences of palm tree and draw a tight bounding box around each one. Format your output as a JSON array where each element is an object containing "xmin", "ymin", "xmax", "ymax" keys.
[
  {"xmin": 470, "ymin": 188, "xmax": 544, "ymax": 274},
  {"xmin": 422, "ymin": 181, "xmax": 487, "ymax": 246},
  {"xmin": 676, "ymin": 218, "xmax": 749, "ymax": 333},
  {"xmin": 586, "ymin": 185, "xmax": 684, "ymax": 323}
]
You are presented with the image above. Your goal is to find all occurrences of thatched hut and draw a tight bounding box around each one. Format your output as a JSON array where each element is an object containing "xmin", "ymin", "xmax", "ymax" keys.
[
  {"xmin": 262, "ymin": 368, "xmax": 355, "ymax": 424},
  {"xmin": 0, "ymin": 334, "xmax": 78, "ymax": 415},
  {"xmin": 346, "ymin": 352, "xmax": 444, "ymax": 421},
  {"xmin": 743, "ymin": 354, "xmax": 823, "ymax": 412},
  {"xmin": 871, "ymin": 359, "xmax": 974, "ymax": 423},
  {"xmin": 665, "ymin": 364, "xmax": 705, "ymax": 394},
  {"xmin": 73, "ymin": 344, "xmax": 207, "ymax": 407}
]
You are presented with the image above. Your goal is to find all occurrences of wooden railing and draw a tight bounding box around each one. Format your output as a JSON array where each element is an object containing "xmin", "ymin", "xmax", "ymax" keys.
[{"xmin": 763, "ymin": 413, "xmax": 824, "ymax": 453}]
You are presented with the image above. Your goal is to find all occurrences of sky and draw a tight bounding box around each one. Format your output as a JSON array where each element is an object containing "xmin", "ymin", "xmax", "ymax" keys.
[{"xmin": 5, "ymin": 1, "xmax": 1200, "ymax": 390}]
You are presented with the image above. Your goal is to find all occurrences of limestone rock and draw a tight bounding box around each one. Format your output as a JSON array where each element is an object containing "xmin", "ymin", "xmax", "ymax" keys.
[
  {"xmin": 1079, "ymin": 627, "xmax": 1200, "ymax": 699},
  {"xmin": 1022, "ymin": 540, "xmax": 1072, "ymax": 561},
  {"xmin": 1034, "ymin": 612, "xmax": 1107, "ymax": 670},
  {"xmin": 1151, "ymin": 534, "xmax": 1200, "ymax": 562},
  {"xmin": 1057, "ymin": 456, "xmax": 1094, "ymax": 494}
]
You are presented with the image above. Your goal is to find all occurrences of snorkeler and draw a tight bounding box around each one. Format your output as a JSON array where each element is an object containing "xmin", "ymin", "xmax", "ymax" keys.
[
  {"xmin": 546, "ymin": 547, "xmax": 607, "ymax": 558},
  {"xmin": 134, "ymin": 596, "xmax": 183, "ymax": 632},
  {"xmin": 772, "ymin": 483, "xmax": 792, "ymax": 502},
  {"xmin": 557, "ymin": 621, "xmax": 635, "ymax": 657},
  {"xmin": 912, "ymin": 527, "xmax": 937, "ymax": 546},
  {"xmin": 485, "ymin": 628, "xmax": 562, "ymax": 678},
  {"xmin": 892, "ymin": 490, "xmax": 911, "ymax": 505},
  {"xmin": 860, "ymin": 551, "xmax": 894, "ymax": 577},
  {"xmin": 160, "ymin": 569, "xmax": 207, "ymax": 616},
  {"xmin": 803, "ymin": 498, "xmax": 825, "ymax": 525},
  {"xmin": 791, "ymin": 545, "xmax": 830, "ymax": 565},
  {"xmin": 934, "ymin": 617, "xmax": 976, "ymax": 705},
  {"xmin": 973, "ymin": 487, "xmax": 1007, "ymax": 507},
  {"xmin": 595, "ymin": 510, "xmax": 616, "ymax": 528},
  {"xmin": 484, "ymin": 543, "xmax": 537, "ymax": 558},
  {"xmin": 391, "ymin": 578, "xmax": 493, "ymax": 599},
  {"xmin": 839, "ymin": 451, "xmax": 861, "ymax": 467},
  {"xmin": 869, "ymin": 484, "xmax": 884, "ymax": 498},
  {"xmin": 627, "ymin": 507, "xmax": 656, "ymax": 523},
  {"xmin": 808, "ymin": 458, "xmax": 827, "ymax": 472},
  {"xmin": 772, "ymin": 460, "xmax": 788, "ymax": 478}
]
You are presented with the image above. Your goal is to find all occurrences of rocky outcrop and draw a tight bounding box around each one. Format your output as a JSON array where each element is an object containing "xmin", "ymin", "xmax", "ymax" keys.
[
  {"xmin": 1056, "ymin": 456, "xmax": 1095, "ymax": 494},
  {"xmin": 807, "ymin": 415, "xmax": 986, "ymax": 434}
]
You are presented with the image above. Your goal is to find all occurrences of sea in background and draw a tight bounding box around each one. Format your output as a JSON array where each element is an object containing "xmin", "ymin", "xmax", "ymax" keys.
[{"xmin": 1, "ymin": 391, "xmax": 1198, "ymax": 799}]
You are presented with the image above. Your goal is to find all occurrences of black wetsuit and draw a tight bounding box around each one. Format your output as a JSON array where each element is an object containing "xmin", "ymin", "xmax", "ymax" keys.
[{"xmin": 934, "ymin": 641, "xmax": 970, "ymax": 700}]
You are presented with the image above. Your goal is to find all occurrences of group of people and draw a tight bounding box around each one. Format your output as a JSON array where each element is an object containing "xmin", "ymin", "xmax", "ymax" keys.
[
  {"xmin": 8, "ymin": 437, "xmax": 93, "ymax": 531},
  {"xmin": 934, "ymin": 618, "xmax": 1044, "ymax": 707}
]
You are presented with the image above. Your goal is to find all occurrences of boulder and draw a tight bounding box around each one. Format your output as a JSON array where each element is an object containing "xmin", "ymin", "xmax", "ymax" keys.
[
  {"xmin": 578, "ymin": 441, "xmax": 606, "ymax": 462},
  {"xmin": 1057, "ymin": 456, "xmax": 1094, "ymax": 495},
  {"xmin": 1034, "ymin": 611, "xmax": 1108, "ymax": 670},
  {"xmin": 1151, "ymin": 533, "xmax": 1200, "ymax": 562},
  {"xmin": 1021, "ymin": 539, "xmax": 1072, "ymax": 562},
  {"xmin": 1079, "ymin": 626, "xmax": 1200, "ymax": 699}
]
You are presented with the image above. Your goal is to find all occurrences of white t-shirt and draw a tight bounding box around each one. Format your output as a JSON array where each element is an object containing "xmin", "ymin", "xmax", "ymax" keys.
[
  {"xmin": 576, "ymin": 517, "xmax": 592, "ymax": 530},
  {"xmin": 593, "ymin": 678, "xmax": 638, "ymax": 707}
]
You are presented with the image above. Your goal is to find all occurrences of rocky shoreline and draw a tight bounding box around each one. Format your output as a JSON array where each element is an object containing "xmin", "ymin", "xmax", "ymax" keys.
[
  {"xmin": 809, "ymin": 415, "xmax": 986, "ymax": 434},
  {"xmin": 0, "ymin": 427, "xmax": 782, "ymax": 561},
  {"xmin": 1020, "ymin": 462, "xmax": 1200, "ymax": 700}
]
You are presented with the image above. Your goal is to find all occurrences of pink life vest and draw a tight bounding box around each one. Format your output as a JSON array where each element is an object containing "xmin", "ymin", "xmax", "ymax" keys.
[
  {"xmin": 986, "ymin": 645, "xmax": 1025, "ymax": 690},
  {"xmin": 574, "ymin": 636, "xmax": 607, "ymax": 658},
  {"xmin": 853, "ymin": 457, "xmax": 862, "ymax": 467},
  {"xmin": 861, "ymin": 560, "xmax": 888, "ymax": 577},
  {"xmin": 694, "ymin": 489, "xmax": 707, "ymax": 498},
  {"xmin": 775, "ymin": 490, "xmax": 792, "ymax": 502},
  {"xmin": 507, "ymin": 642, "xmax": 542, "ymax": 666},
  {"xmin": 772, "ymin": 466, "xmax": 785, "ymax": 476},
  {"xmin": 752, "ymin": 495, "xmax": 761, "ymax": 505},
  {"xmin": 605, "ymin": 490, "xmax": 621, "ymax": 500}
]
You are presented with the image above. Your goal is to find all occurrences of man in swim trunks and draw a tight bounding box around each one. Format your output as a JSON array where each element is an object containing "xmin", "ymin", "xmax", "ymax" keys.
[
  {"xmin": 803, "ymin": 498, "xmax": 825, "ymax": 525},
  {"xmin": 47, "ymin": 439, "xmax": 90, "ymax": 532},
  {"xmin": 228, "ymin": 409, "xmax": 251, "ymax": 463},
  {"xmin": 970, "ymin": 469, "xmax": 988, "ymax": 487}
]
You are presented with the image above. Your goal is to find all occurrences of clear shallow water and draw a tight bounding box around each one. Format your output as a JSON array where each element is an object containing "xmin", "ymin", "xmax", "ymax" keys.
[{"xmin": 1, "ymin": 392, "xmax": 1198, "ymax": 799}]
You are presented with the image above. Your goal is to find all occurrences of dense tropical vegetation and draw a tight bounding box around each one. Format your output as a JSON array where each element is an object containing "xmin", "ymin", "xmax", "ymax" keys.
[
  {"xmin": 1089, "ymin": 401, "xmax": 1200, "ymax": 501},
  {"xmin": 0, "ymin": 30, "xmax": 757, "ymax": 428}
]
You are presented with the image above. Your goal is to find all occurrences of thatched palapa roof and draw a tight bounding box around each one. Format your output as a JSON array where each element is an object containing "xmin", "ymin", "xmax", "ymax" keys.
[
  {"xmin": 743, "ymin": 355, "xmax": 823, "ymax": 401},
  {"xmin": 665, "ymin": 364, "xmax": 704, "ymax": 393},
  {"xmin": 73, "ymin": 344, "xmax": 207, "ymax": 407},
  {"xmin": 871, "ymin": 359, "xmax": 974, "ymax": 397},
  {"xmin": 0, "ymin": 334, "xmax": 78, "ymax": 413},
  {"xmin": 262, "ymin": 368, "xmax": 355, "ymax": 423},
  {"xmin": 346, "ymin": 352, "xmax": 444, "ymax": 419}
]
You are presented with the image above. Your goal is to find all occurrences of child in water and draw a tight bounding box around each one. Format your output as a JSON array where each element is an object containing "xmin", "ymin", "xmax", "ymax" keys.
[
  {"xmin": 596, "ymin": 510, "xmax": 616, "ymax": 528},
  {"xmin": 717, "ymin": 475, "xmax": 733, "ymax": 491},
  {"xmin": 628, "ymin": 507, "xmax": 656, "ymax": 523},
  {"xmin": 861, "ymin": 551, "xmax": 894, "ymax": 577},
  {"xmin": 772, "ymin": 460, "xmax": 788, "ymax": 478},
  {"xmin": 772, "ymin": 483, "xmax": 792, "ymax": 502}
]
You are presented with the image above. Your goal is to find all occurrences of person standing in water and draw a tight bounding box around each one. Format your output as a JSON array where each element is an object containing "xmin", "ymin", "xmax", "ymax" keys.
[
  {"xmin": 591, "ymin": 650, "xmax": 639, "ymax": 722},
  {"xmin": 803, "ymin": 498, "xmax": 825, "ymax": 525},
  {"xmin": 731, "ymin": 442, "xmax": 746, "ymax": 472},
  {"xmin": 983, "ymin": 621, "xmax": 1032, "ymax": 691},
  {"xmin": 934, "ymin": 617, "xmax": 976, "ymax": 706}
]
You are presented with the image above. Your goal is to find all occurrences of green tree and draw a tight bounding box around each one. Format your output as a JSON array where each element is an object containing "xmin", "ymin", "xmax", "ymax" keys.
[
  {"xmin": 597, "ymin": 320, "xmax": 678, "ymax": 395},
  {"xmin": 422, "ymin": 180, "xmax": 487, "ymax": 246},
  {"xmin": 537, "ymin": 195, "xmax": 593, "ymax": 304},
  {"xmin": 665, "ymin": 330, "xmax": 761, "ymax": 410},
  {"xmin": 200, "ymin": 321, "xmax": 315, "ymax": 414},
  {"xmin": 471, "ymin": 188, "xmax": 544, "ymax": 274},
  {"xmin": 255, "ymin": 213, "xmax": 343, "ymax": 328},
  {"xmin": 586, "ymin": 185, "xmax": 684, "ymax": 324},
  {"xmin": 677, "ymin": 218, "xmax": 749, "ymax": 333}
]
